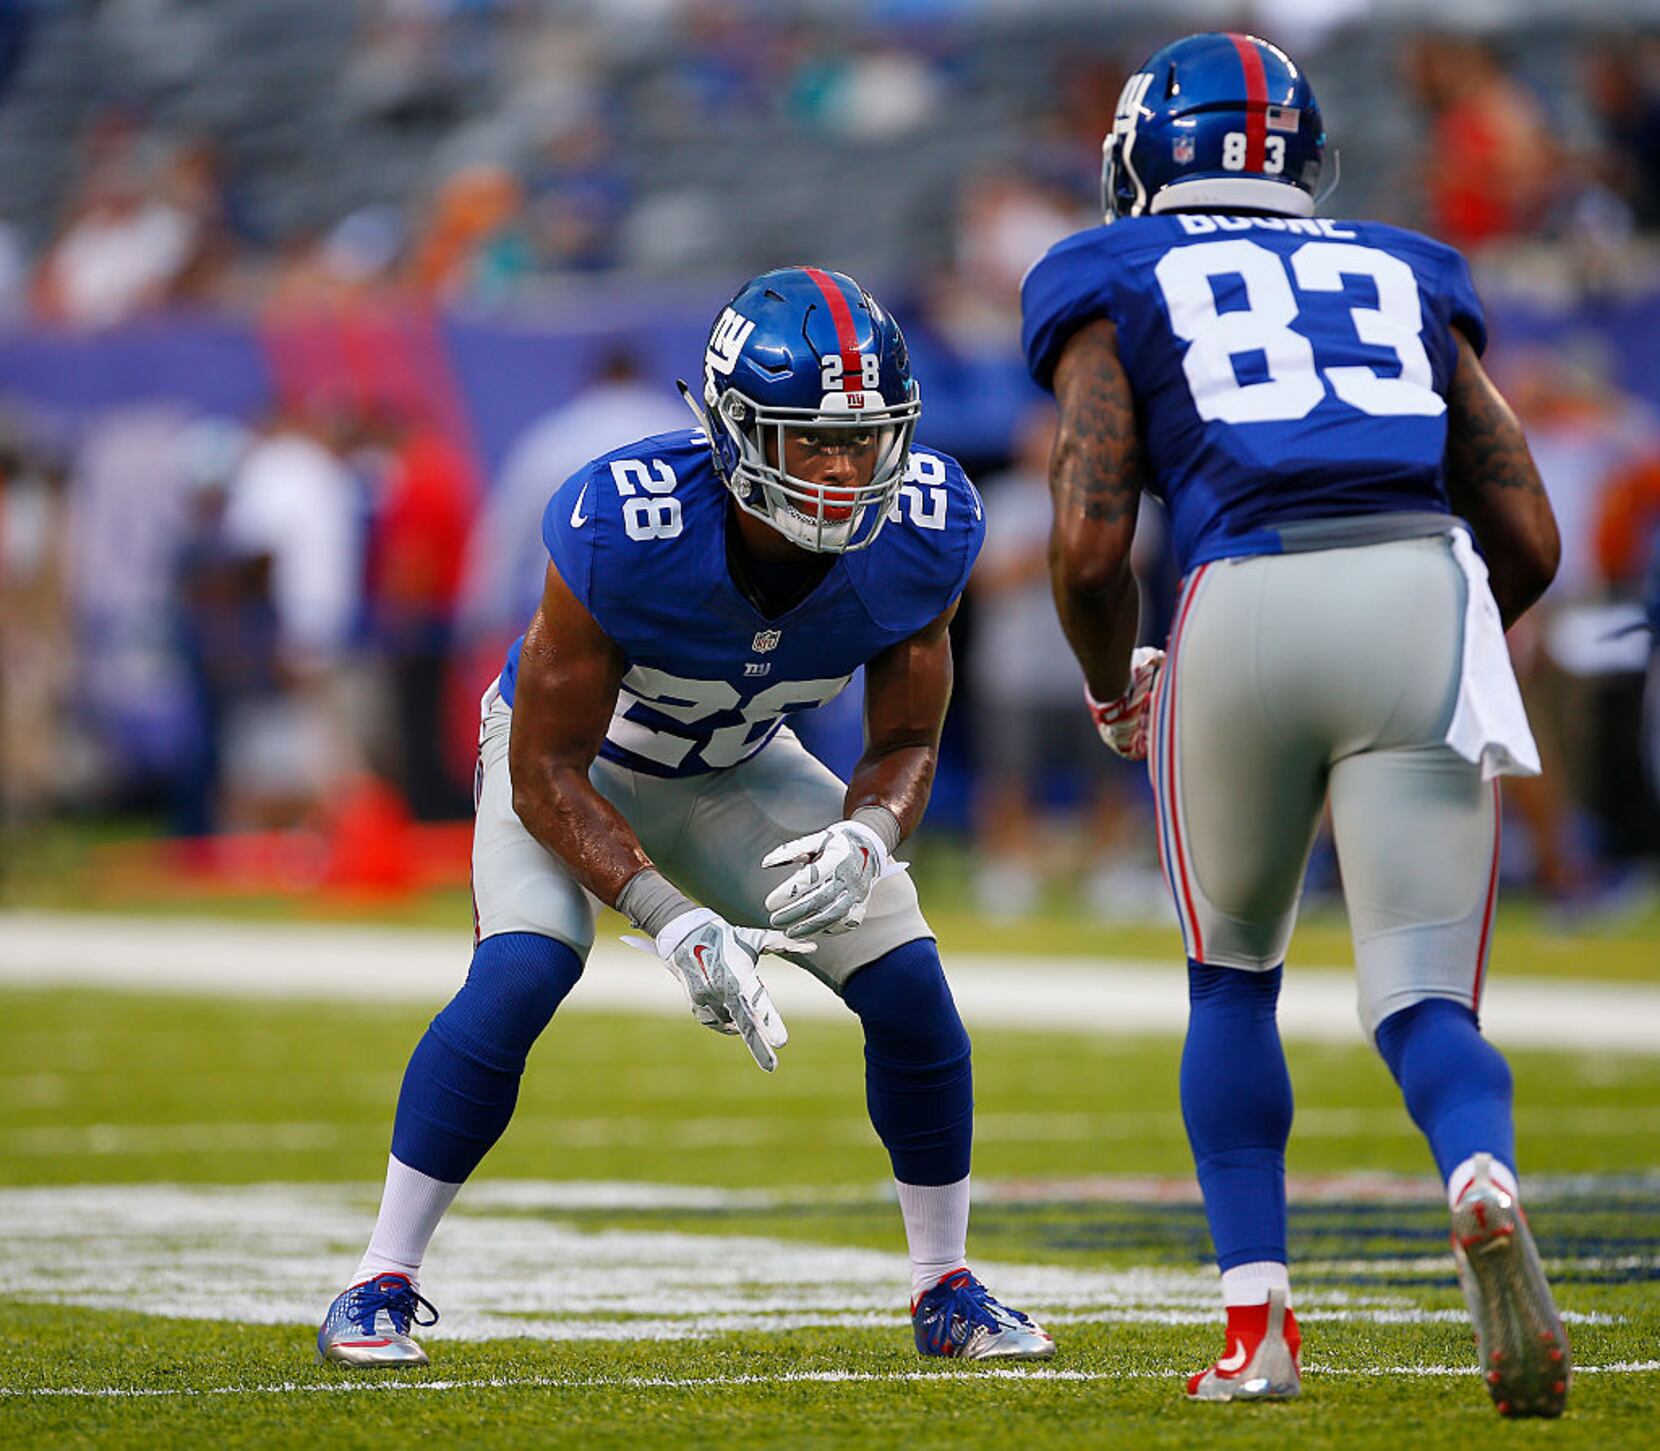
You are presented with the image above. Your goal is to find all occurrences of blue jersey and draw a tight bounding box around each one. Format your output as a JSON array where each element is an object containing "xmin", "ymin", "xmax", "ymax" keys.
[
  {"xmin": 499, "ymin": 428, "xmax": 984, "ymax": 777},
  {"xmin": 1021, "ymin": 214, "xmax": 1487, "ymax": 574}
]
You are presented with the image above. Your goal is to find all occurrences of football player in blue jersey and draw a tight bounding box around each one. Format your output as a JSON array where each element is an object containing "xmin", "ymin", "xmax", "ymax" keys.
[
  {"xmin": 1022, "ymin": 33, "xmax": 1568, "ymax": 1415},
  {"xmin": 317, "ymin": 266, "xmax": 1054, "ymax": 1368}
]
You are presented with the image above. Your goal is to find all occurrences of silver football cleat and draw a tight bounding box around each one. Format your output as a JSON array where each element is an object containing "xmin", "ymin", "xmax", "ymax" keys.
[
  {"xmin": 1450, "ymin": 1154, "xmax": 1571, "ymax": 1418},
  {"xmin": 1186, "ymin": 1286, "xmax": 1301, "ymax": 1402},
  {"xmin": 316, "ymin": 1272, "xmax": 438, "ymax": 1367}
]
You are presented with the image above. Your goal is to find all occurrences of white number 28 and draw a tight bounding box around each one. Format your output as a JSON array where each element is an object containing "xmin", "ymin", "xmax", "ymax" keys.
[{"xmin": 1153, "ymin": 239, "xmax": 1446, "ymax": 425}]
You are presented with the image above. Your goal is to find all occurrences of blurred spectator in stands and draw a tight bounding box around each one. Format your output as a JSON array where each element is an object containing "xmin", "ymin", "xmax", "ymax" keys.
[
  {"xmin": 1402, "ymin": 33, "xmax": 1558, "ymax": 250},
  {"xmin": 527, "ymin": 119, "xmax": 630, "ymax": 273},
  {"xmin": 1585, "ymin": 36, "xmax": 1660, "ymax": 231},
  {"xmin": 655, "ymin": 0, "xmax": 771, "ymax": 131},
  {"xmin": 928, "ymin": 168, "xmax": 1085, "ymax": 352},
  {"xmin": 154, "ymin": 138, "xmax": 248, "ymax": 303},
  {"xmin": 1024, "ymin": 52, "xmax": 1128, "ymax": 209},
  {"xmin": 0, "ymin": 423, "xmax": 75, "ymax": 825},
  {"xmin": 456, "ymin": 348, "xmax": 682, "ymax": 649},
  {"xmin": 217, "ymin": 402, "xmax": 365, "ymax": 826},
  {"xmin": 367, "ymin": 410, "xmax": 476, "ymax": 820},
  {"xmin": 170, "ymin": 417, "xmax": 264, "ymax": 836},
  {"xmin": 788, "ymin": 34, "xmax": 947, "ymax": 140},
  {"xmin": 34, "ymin": 152, "xmax": 202, "ymax": 328},
  {"xmin": 408, "ymin": 164, "xmax": 533, "ymax": 307},
  {"xmin": 967, "ymin": 403, "xmax": 1168, "ymax": 921},
  {"xmin": 1499, "ymin": 347, "xmax": 1660, "ymax": 892}
]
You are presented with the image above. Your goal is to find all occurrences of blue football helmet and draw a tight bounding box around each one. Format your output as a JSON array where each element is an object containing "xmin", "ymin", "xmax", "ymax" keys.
[
  {"xmin": 1103, "ymin": 32, "xmax": 1326, "ymax": 222},
  {"xmin": 685, "ymin": 265, "xmax": 921, "ymax": 553}
]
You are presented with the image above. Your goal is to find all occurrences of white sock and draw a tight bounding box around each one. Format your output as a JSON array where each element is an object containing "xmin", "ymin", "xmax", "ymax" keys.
[
  {"xmin": 1446, "ymin": 1152, "xmax": 1520, "ymax": 1211},
  {"xmin": 1220, "ymin": 1260, "xmax": 1292, "ymax": 1308},
  {"xmin": 896, "ymin": 1175, "xmax": 970, "ymax": 1303},
  {"xmin": 352, "ymin": 1154, "xmax": 463, "ymax": 1290}
]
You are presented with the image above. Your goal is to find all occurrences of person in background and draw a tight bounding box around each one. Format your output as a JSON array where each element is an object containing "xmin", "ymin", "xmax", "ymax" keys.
[
  {"xmin": 455, "ymin": 349, "xmax": 684, "ymax": 650},
  {"xmin": 968, "ymin": 401, "xmax": 1167, "ymax": 919}
]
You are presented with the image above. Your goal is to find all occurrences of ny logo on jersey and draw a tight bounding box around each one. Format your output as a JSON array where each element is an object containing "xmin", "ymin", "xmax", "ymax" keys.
[
  {"xmin": 751, "ymin": 629, "xmax": 782, "ymax": 653},
  {"xmin": 707, "ymin": 308, "xmax": 757, "ymax": 378}
]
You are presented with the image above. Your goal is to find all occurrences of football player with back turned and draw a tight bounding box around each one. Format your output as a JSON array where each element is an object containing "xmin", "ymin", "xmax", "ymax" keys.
[
  {"xmin": 317, "ymin": 266, "xmax": 1054, "ymax": 1367},
  {"xmin": 1023, "ymin": 33, "xmax": 1568, "ymax": 1415}
]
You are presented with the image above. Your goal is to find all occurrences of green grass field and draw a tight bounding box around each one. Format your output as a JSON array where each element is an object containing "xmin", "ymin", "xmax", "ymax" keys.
[{"xmin": 3, "ymin": 894, "xmax": 1659, "ymax": 1450}]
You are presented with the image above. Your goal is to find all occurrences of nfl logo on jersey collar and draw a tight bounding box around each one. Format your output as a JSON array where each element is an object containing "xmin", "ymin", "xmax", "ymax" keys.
[{"xmin": 752, "ymin": 629, "xmax": 782, "ymax": 653}]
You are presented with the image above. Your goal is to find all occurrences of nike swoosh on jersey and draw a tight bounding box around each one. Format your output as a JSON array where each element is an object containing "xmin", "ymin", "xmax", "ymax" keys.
[
  {"xmin": 569, "ymin": 483, "xmax": 590, "ymax": 528},
  {"xmin": 1216, "ymin": 1339, "xmax": 1249, "ymax": 1373}
]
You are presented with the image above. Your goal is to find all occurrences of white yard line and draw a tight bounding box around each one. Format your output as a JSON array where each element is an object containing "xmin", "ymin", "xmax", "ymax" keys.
[
  {"xmin": 0, "ymin": 1183, "xmax": 1646, "ymax": 1347},
  {"xmin": 4, "ymin": 1362, "xmax": 1656, "ymax": 1399},
  {"xmin": 3, "ymin": 911, "xmax": 1656, "ymax": 1053}
]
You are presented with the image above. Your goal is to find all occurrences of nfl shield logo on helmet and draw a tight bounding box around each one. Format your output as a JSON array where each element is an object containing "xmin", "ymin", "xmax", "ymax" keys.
[
  {"xmin": 752, "ymin": 629, "xmax": 782, "ymax": 653},
  {"xmin": 1172, "ymin": 134, "xmax": 1195, "ymax": 164}
]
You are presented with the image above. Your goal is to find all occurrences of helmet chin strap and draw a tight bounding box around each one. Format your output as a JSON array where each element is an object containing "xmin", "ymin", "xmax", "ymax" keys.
[{"xmin": 676, "ymin": 378, "xmax": 711, "ymax": 433}]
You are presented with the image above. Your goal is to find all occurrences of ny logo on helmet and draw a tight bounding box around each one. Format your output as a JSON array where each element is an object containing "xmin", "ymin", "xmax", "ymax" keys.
[
  {"xmin": 751, "ymin": 629, "xmax": 782, "ymax": 653},
  {"xmin": 706, "ymin": 308, "xmax": 756, "ymax": 378}
]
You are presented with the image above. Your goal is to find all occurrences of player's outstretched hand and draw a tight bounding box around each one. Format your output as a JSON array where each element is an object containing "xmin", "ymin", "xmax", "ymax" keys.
[
  {"xmin": 762, "ymin": 819, "xmax": 906, "ymax": 939},
  {"xmin": 1085, "ymin": 646, "xmax": 1166, "ymax": 761},
  {"xmin": 624, "ymin": 908, "xmax": 795, "ymax": 1072}
]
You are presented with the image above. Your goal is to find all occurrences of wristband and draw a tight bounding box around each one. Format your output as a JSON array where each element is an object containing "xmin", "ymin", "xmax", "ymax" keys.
[
  {"xmin": 849, "ymin": 804, "xmax": 903, "ymax": 854},
  {"xmin": 616, "ymin": 867, "xmax": 699, "ymax": 941}
]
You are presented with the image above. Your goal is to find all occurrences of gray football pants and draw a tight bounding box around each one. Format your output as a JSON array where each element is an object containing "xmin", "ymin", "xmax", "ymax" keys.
[
  {"xmin": 471, "ymin": 682, "xmax": 933, "ymax": 991},
  {"xmin": 1150, "ymin": 535, "xmax": 1501, "ymax": 1037}
]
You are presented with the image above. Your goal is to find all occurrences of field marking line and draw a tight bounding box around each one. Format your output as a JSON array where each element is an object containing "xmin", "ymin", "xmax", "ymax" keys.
[{"xmin": 4, "ymin": 1362, "xmax": 1657, "ymax": 1399}]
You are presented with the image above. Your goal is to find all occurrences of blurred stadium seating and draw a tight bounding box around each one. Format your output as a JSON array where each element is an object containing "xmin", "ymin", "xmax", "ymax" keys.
[{"xmin": 0, "ymin": 0, "xmax": 1656, "ymax": 914}]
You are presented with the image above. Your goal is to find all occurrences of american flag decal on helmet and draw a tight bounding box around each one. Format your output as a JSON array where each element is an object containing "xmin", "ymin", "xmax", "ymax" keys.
[{"xmin": 1266, "ymin": 104, "xmax": 1300, "ymax": 133}]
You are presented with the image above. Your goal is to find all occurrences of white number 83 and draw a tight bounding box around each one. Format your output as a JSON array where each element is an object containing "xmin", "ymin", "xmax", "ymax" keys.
[{"xmin": 1153, "ymin": 238, "xmax": 1446, "ymax": 425}]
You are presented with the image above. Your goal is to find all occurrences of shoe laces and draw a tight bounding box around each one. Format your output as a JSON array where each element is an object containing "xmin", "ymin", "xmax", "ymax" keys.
[
  {"xmin": 916, "ymin": 1271, "xmax": 1033, "ymax": 1353},
  {"xmin": 346, "ymin": 1275, "xmax": 440, "ymax": 1337}
]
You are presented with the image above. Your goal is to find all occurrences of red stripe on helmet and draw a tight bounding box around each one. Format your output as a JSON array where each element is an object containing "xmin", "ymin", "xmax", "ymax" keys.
[
  {"xmin": 1229, "ymin": 34, "xmax": 1268, "ymax": 174},
  {"xmin": 801, "ymin": 265, "xmax": 863, "ymax": 393}
]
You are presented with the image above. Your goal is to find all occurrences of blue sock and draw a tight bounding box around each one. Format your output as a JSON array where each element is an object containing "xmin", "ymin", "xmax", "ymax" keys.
[
  {"xmin": 390, "ymin": 932, "xmax": 584, "ymax": 1183},
  {"xmin": 842, "ymin": 938, "xmax": 973, "ymax": 1186},
  {"xmin": 1375, "ymin": 997, "xmax": 1515, "ymax": 1184},
  {"xmin": 1181, "ymin": 961, "xmax": 1294, "ymax": 1270}
]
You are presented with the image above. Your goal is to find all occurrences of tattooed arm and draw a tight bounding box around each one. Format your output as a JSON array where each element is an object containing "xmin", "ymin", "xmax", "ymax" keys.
[
  {"xmin": 1444, "ymin": 329, "xmax": 1560, "ymax": 628},
  {"xmin": 1048, "ymin": 317, "xmax": 1146, "ymax": 698}
]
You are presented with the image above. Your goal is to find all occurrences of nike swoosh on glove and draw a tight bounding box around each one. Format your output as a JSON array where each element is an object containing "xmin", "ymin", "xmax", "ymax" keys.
[
  {"xmin": 1085, "ymin": 646, "xmax": 1166, "ymax": 761},
  {"xmin": 623, "ymin": 908, "xmax": 798, "ymax": 1072},
  {"xmin": 761, "ymin": 819, "xmax": 908, "ymax": 939}
]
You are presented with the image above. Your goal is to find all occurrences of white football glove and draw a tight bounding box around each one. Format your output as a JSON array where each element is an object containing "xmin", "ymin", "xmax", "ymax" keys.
[
  {"xmin": 761, "ymin": 819, "xmax": 907, "ymax": 939},
  {"xmin": 623, "ymin": 908, "xmax": 796, "ymax": 1072},
  {"xmin": 1085, "ymin": 646, "xmax": 1166, "ymax": 761}
]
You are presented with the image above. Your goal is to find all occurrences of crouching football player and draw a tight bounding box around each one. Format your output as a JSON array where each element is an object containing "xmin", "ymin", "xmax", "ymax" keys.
[{"xmin": 317, "ymin": 266, "xmax": 1054, "ymax": 1367}]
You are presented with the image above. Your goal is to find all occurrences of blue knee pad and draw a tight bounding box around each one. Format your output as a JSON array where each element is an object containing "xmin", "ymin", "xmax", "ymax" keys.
[
  {"xmin": 1375, "ymin": 997, "xmax": 1515, "ymax": 1183},
  {"xmin": 842, "ymin": 938, "xmax": 973, "ymax": 1187},
  {"xmin": 390, "ymin": 932, "xmax": 584, "ymax": 1183},
  {"xmin": 1181, "ymin": 961, "xmax": 1294, "ymax": 1269}
]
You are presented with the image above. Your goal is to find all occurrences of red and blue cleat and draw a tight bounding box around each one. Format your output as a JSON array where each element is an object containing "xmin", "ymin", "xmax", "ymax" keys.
[
  {"xmin": 316, "ymin": 1272, "xmax": 439, "ymax": 1367},
  {"xmin": 911, "ymin": 1269, "xmax": 1056, "ymax": 1362}
]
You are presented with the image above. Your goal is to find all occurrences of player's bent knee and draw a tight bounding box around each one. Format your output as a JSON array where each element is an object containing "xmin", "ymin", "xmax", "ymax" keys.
[
  {"xmin": 430, "ymin": 932, "xmax": 585, "ymax": 1071},
  {"xmin": 842, "ymin": 938, "xmax": 971, "ymax": 1064}
]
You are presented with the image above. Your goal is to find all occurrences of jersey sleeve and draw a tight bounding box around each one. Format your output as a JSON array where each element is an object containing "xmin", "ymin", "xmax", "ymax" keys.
[
  {"xmin": 540, "ymin": 460, "xmax": 602, "ymax": 617},
  {"xmin": 1438, "ymin": 247, "xmax": 1487, "ymax": 357},
  {"xmin": 1020, "ymin": 227, "xmax": 1121, "ymax": 392}
]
